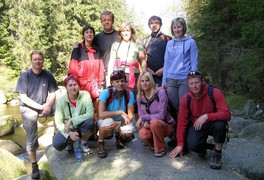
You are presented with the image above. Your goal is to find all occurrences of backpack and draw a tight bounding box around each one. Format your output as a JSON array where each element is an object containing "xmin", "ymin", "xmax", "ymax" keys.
[
  {"xmin": 187, "ymin": 86, "xmax": 216, "ymax": 113},
  {"xmin": 140, "ymin": 89, "xmax": 171, "ymax": 114},
  {"xmin": 187, "ymin": 85, "xmax": 229, "ymax": 149},
  {"xmin": 106, "ymin": 86, "xmax": 130, "ymax": 112}
]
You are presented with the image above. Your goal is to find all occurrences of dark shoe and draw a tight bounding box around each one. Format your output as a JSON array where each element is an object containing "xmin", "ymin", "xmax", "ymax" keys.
[
  {"xmin": 97, "ymin": 141, "xmax": 107, "ymax": 158},
  {"xmin": 115, "ymin": 134, "xmax": 125, "ymax": 149},
  {"xmin": 65, "ymin": 142, "xmax": 74, "ymax": 154},
  {"xmin": 210, "ymin": 150, "xmax": 222, "ymax": 170},
  {"xmin": 105, "ymin": 134, "xmax": 113, "ymax": 139},
  {"xmin": 31, "ymin": 163, "xmax": 40, "ymax": 179},
  {"xmin": 154, "ymin": 149, "xmax": 167, "ymax": 158},
  {"xmin": 89, "ymin": 134, "xmax": 99, "ymax": 141}
]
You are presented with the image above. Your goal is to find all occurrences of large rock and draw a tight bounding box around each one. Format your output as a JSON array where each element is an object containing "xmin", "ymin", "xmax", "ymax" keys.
[
  {"xmin": 239, "ymin": 122, "xmax": 264, "ymax": 142},
  {"xmin": 0, "ymin": 139, "xmax": 24, "ymax": 155},
  {"xmin": 45, "ymin": 137, "xmax": 244, "ymax": 180},
  {"xmin": 0, "ymin": 148, "xmax": 27, "ymax": 179},
  {"xmin": 242, "ymin": 99, "xmax": 256, "ymax": 117},
  {"xmin": 224, "ymin": 138, "xmax": 264, "ymax": 180},
  {"xmin": 228, "ymin": 117, "xmax": 253, "ymax": 137},
  {"xmin": 0, "ymin": 90, "xmax": 7, "ymax": 104},
  {"xmin": 0, "ymin": 115, "xmax": 15, "ymax": 137}
]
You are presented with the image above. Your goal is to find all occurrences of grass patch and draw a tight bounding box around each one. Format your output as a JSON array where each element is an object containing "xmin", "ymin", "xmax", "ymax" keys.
[{"xmin": 225, "ymin": 93, "xmax": 248, "ymax": 110}]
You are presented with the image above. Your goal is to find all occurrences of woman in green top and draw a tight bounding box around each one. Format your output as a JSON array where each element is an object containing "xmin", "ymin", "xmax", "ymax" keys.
[
  {"xmin": 53, "ymin": 75, "xmax": 95, "ymax": 155},
  {"xmin": 108, "ymin": 23, "xmax": 147, "ymax": 94}
]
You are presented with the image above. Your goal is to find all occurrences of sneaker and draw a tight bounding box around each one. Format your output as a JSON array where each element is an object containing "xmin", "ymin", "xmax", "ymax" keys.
[
  {"xmin": 65, "ymin": 142, "xmax": 74, "ymax": 154},
  {"xmin": 31, "ymin": 163, "xmax": 40, "ymax": 179},
  {"xmin": 115, "ymin": 134, "xmax": 125, "ymax": 149},
  {"xmin": 210, "ymin": 150, "xmax": 222, "ymax": 170},
  {"xmin": 81, "ymin": 142, "xmax": 92, "ymax": 155},
  {"xmin": 154, "ymin": 149, "xmax": 167, "ymax": 158},
  {"xmin": 97, "ymin": 141, "xmax": 107, "ymax": 158}
]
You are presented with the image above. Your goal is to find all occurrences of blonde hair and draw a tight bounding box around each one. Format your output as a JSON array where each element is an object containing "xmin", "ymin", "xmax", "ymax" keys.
[
  {"xmin": 117, "ymin": 23, "xmax": 136, "ymax": 42},
  {"xmin": 137, "ymin": 72, "xmax": 156, "ymax": 100}
]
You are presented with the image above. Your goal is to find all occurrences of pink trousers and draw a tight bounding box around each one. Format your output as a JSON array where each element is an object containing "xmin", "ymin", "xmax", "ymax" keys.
[{"xmin": 139, "ymin": 119, "xmax": 173, "ymax": 153}]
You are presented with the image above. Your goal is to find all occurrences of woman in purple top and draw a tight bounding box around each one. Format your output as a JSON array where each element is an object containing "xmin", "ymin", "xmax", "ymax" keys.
[{"xmin": 136, "ymin": 72, "xmax": 175, "ymax": 157}]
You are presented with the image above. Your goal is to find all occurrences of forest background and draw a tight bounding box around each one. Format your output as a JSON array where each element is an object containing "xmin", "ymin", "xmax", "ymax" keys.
[{"xmin": 0, "ymin": 0, "xmax": 263, "ymax": 110}]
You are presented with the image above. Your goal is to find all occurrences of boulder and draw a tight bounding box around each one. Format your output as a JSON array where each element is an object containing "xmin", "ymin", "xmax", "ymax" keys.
[
  {"xmin": 0, "ymin": 148, "xmax": 27, "ymax": 179},
  {"xmin": 242, "ymin": 99, "xmax": 256, "ymax": 118},
  {"xmin": 228, "ymin": 117, "xmax": 253, "ymax": 137},
  {"xmin": 0, "ymin": 115, "xmax": 15, "ymax": 137},
  {"xmin": 223, "ymin": 138, "xmax": 264, "ymax": 180},
  {"xmin": 0, "ymin": 139, "xmax": 25, "ymax": 155},
  {"xmin": 14, "ymin": 155, "xmax": 54, "ymax": 180},
  {"xmin": 239, "ymin": 122, "xmax": 264, "ymax": 142},
  {"xmin": 0, "ymin": 90, "xmax": 7, "ymax": 104}
]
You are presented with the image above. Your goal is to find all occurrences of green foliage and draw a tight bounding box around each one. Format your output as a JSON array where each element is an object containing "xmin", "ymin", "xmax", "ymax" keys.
[
  {"xmin": 185, "ymin": 0, "xmax": 264, "ymax": 101},
  {"xmin": 0, "ymin": 0, "xmax": 138, "ymax": 88},
  {"xmin": 225, "ymin": 93, "xmax": 248, "ymax": 110}
]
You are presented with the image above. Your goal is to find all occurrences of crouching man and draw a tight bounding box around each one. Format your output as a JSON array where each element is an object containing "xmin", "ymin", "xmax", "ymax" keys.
[{"xmin": 169, "ymin": 71, "xmax": 231, "ymax": 170}]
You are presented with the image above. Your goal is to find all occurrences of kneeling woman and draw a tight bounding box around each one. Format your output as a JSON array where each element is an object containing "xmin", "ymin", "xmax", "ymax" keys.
[
  {"xmin": 53, "ymin": 75, "xmax": 95, "ymax": 154},
  {"xmin": 97, "ymin": 70, "xmax": 135, "ymax": 158},
  {"xmin": 137, "ymin": 72, "xmax": 175, "ymax": 157}
]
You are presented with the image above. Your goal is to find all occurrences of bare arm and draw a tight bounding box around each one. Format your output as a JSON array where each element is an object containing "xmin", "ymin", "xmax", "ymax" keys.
[{"xmin": 138, "ymin": 51, "xmax": 147, "ymax": 72}]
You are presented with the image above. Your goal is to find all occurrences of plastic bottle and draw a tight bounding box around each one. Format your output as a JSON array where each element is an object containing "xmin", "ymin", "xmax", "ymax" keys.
[{"xmin": 74, "ymin": 139, "xmax": 84, "ymax": 163}]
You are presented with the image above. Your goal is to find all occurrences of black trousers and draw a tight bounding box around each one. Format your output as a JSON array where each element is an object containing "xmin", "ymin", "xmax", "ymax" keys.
[{"xmin": 187, "ymin": 120, "xmax": 227, "ymax": 153}]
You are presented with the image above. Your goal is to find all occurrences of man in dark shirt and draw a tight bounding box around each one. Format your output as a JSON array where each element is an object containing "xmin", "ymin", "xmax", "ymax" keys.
[
  {"xmin": 16, "ymin": 50, "xmax": 58, "ymax": 179},
  {"xmin": 94, "ymin": 10, "xmax": 119, "ymax": 86},
  {"xmin": 142, "ymin": 15, "xmax": 172, "ymax": 86}
]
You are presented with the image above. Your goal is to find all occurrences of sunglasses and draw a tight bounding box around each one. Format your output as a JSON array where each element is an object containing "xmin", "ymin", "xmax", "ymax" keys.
[
  {"xmin": 187, "ymin": 71, "xmax": 202, "ymax": 78},
  {"xmin": 111, "ymin": 70, "xmax": 125, "ymax": 76}
]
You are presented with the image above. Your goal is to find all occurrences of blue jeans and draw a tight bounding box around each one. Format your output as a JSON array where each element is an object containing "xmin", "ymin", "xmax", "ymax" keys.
[{"xmin": 166, "ymin": 78, "xmax": 189, "ymax": 120}]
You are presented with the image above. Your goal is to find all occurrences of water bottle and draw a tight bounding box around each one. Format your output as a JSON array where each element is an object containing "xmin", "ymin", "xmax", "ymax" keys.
[{"xmin": 74, "ymin": 139, "xmax": 84, "ymax": 163}]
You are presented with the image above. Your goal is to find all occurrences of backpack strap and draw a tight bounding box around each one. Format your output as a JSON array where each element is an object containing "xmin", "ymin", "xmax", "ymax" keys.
[
  {"xmin": 187, "ymin": 86, "xmax": 216, "ymax": 115},
  {"xmin": 106, "ymin": 87, "xmax": 114, "ymax": 106},
  {"xmin": 207, "ymin": 86, "xmax": 216, "ymax": 112},
  {"xmin": 140, "ymin": 91, "xmax": 159, "ymax": 114},
  {"xmin": 106, "ymin": 87, "xmax": 130, "ymax": 113}
]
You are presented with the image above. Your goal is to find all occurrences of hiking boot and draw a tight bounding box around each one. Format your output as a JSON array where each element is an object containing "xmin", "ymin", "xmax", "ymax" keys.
[
  {"xmin": 115, "ymin": 134, "xmax": 125, "ymax": 149},
  {"xmin": 97, "ymin": 141, "xmax": 107, "ymax": 158},
  {"xmin": 210, "ymin": 150, "xmax": 222, "ymax": 170},
  {"xmin": 154, "ymin": 149, "xmax": 167, "ymax": 158},
  {"xmin": 89, "ymin": 134, "xmax": 99, "ymax": 141},
  {"xmin": 31, "ymin": 163, "xmax": 40, "ymax": 179},
  {"xmin": 121, "ymin": 134, "xmax": 135, "ymax": 143},
  {"xmin": 81, "ymin": 142, "xmax": 92, "ymax": 155}
]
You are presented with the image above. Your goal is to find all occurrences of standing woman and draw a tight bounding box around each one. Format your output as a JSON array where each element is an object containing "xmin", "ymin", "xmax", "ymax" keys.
[
  {"xmin": 108, "ymin": 23, "xmax": 146, "ymax": 95},
  {"xmin": 68, "ymin": 24, "xmax": 105, "ymax": 121},
  {"xmin": 137, "ymin": 72, "xmax": 175, "ymax": 157},
  {"xmin": 162, "ymin": 18, "xmax": 198, "ymax": 144}
]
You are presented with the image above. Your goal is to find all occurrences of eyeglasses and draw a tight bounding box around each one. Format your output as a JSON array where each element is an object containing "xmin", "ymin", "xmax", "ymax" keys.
[{"xmin": 187, "ymin": 71, "xmax": 202, "ymax": 78}]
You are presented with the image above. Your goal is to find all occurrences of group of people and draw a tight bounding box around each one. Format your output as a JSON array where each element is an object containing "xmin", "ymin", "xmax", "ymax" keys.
[{"xmin": 16, "ymin": 10, "xmax": 231, "ymax": 179}]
